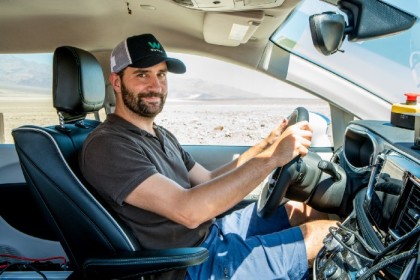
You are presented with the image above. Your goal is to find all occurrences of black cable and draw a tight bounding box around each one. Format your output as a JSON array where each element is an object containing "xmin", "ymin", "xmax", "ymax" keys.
[
  {"xmin": 0, "ymin": 254, "xmax": 67, "ymax": 265},
  {"xmin": 358, "ymin": 249, "xmax": 418, "ymax": 280},
  {"xmin": 355, "ymin": 190, "xmax": 385, "ymax": 252},
  {"xmin": 0, "ymin": 262, "xmax": 47, "ymax": 280},
  {"xmin": 373, "ymin": 226, "xmax": 420, "ymax": 265},
  {"xmin": 25, "ymin": 263, "xmax": 48, "ymax": 280},
  {"xmin": 329, "ymin": 226, "xmax": 374, "ymax": 263},
  {"xmin": 0, "ymin": 263, "xmax": 11, "ymax": 275},
  {"xmin": 409, "ymin": 242, "xmax": 419, "ymax": 280},
  {"xmin": 337, "ymin": 222, "xmax": 380, "ymax": 256},
  {"xmin": 337, "ymin": 222, "xmax": 420, "ymax": 278}
]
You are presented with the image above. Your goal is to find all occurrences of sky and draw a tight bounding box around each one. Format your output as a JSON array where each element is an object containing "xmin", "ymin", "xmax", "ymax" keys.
[{"xmin": 12, "ymin": 53, "xmax": 53, "ymax": 64}]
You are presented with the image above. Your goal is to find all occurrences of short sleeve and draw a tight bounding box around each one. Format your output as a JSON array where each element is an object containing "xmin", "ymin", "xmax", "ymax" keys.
[{"xmin": 80, "ymin": 133, "xmax": 157, "ymax": 206}]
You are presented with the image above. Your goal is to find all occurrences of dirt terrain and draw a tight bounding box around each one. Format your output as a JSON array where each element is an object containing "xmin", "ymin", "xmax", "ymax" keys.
[
  {"xmin": 156, "ymin": 98, "xmax": 330, "ymax": 145},
  {"xmin": 1, "ymin": 97, "xmax": 330, "ymax": 145}
]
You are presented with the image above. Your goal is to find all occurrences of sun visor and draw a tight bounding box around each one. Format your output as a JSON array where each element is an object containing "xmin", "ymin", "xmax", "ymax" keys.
[{"xmin": 203, "ymin": 11, "xmax": 265, "ymax": 46}]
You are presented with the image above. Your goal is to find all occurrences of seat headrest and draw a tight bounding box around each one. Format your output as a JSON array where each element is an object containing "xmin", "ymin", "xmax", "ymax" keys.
[{"xmin": 53, "ymin": 46, "xmax": 105, "ymax": 123}]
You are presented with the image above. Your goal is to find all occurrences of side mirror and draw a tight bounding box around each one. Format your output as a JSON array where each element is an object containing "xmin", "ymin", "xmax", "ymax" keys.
[{"xmin": 309, "ymin": 12, "xmax": 347, "ymax": 56}]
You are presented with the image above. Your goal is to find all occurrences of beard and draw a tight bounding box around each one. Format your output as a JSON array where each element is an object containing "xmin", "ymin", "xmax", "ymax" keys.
[{"xmin": 120, "ymin": 81, "xmax": 166, "ymax": 118}]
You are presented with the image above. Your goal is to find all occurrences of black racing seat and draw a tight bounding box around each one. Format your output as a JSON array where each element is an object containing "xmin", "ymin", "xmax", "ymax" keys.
[{"xmin": 11, "ymin": 46, "xmax": 208, "ymax": 279}]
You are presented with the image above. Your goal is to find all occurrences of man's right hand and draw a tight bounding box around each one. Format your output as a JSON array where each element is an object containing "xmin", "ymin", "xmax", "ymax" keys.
[{"xmin": 264, "ymin": 121, "xmax": 313, "ymax": 168}]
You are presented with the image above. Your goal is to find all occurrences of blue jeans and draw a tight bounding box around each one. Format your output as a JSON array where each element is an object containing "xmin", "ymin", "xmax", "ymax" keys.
[{"xmin": 186, "ymin": 203, "xmax": 308, "ymax": 279}]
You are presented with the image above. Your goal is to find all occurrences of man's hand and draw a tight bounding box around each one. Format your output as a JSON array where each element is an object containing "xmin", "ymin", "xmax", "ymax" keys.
[
  {"xmin": 263, "ymin": 121, "xmax": 313, "ymax": 167},
  {"xmin": 263, "ymin": 118, "xmax": 288, "ymax": 147}
]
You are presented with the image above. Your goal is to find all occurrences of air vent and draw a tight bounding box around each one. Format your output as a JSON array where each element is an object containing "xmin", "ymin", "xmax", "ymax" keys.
[
  {"xmin": 391, "ymin": 176, "xmax": 419, "ymax": 237},
  {"xmin": 398, "ymin": 185, "xmax": 419, "ymax": 234}
]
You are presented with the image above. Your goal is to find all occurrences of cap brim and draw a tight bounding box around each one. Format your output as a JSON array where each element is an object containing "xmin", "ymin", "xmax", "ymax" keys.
[{"xmin": 130, "ymin": 55, "xmax": 186, "ymax": 74}]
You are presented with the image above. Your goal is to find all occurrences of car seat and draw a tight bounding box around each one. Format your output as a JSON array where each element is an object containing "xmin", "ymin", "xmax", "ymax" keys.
[{"xmin": 11, "ymin": 46, "xmax": 208, "ymax": 279}]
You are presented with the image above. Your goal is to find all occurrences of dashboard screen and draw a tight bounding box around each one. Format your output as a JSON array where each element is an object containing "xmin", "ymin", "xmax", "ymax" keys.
[{"xmin": 366, "ymin": 151, "xmax": 419, "ymax": 242}]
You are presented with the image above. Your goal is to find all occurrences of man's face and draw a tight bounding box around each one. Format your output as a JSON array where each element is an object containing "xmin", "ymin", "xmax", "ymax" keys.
[{"xmin": 119, "ymin": 61, "xmax": 168, "ymax": 118}]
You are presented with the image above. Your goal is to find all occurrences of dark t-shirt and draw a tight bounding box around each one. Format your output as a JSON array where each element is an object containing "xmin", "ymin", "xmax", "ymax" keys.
[{"xmin": 79, "ymin": 114, "xmax": 212, "ymax": 250}]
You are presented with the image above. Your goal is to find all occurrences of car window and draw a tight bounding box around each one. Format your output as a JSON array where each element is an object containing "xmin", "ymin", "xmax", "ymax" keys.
[
  {"xmin": 159, "ymin": 53, "xmax": 331, "ymax": 146},
  {"xmin": 270, "ymin": 0, "xmax": 419, "ymax": 104},
  {"xmin": 0, "ymin": 54, "xmax": 54, "ymax": 144},
  {"xmin": 0, "ymin": 52, "xmax": 330, "ymax": 146}
]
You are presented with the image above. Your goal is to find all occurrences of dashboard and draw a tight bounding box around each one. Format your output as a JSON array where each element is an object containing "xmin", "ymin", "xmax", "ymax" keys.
[{"xmin": 314, "ymin": 120, "xmax": 420, "ymax": 279}]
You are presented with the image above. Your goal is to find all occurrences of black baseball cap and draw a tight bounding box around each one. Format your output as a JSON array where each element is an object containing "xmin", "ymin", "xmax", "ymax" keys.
[{"xmin": 110, "ymin": 33, "xmax": 186, "ymax": 74}]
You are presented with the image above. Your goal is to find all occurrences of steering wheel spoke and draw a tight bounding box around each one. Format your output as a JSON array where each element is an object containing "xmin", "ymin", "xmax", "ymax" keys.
[{"xmin": 257, "ymin": 107, "xmax": 310, "ymax": 218}]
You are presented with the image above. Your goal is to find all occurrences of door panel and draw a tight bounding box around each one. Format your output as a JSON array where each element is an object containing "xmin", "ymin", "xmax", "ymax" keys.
[
  {"xmin": 0, "ymin": 144, "xmax": 56, "ymax": 240},
  {"xmin": 0, "ymin": 144, "xmax": 25, "ymax": 184},
  {"xmin": 183, "ymin": 145, "xmax": 248, "ymax": 170}
]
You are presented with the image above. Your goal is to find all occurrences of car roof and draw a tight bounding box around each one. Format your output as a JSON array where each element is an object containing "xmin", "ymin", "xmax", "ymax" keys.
[
  {"xmin": 0, "ymin": 0, "xmax": 302, "ymax": 74},
  {"xmin": 1, "ymin": 0, "xmax": 418, "ymax": 119},
  {"xmin": 2, "ymin": 0, "xmax": 416, "ymax": 72}
]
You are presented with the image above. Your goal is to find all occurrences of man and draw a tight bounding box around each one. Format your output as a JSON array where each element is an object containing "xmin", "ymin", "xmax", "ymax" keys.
[{"xmin": 80, "ymin": 33, "xmax": 336, "ymax": 279}]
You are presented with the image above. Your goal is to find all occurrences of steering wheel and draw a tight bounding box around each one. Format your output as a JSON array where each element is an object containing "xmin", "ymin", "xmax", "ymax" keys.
[{"xmin": 257, "ymin": 107, "xmax": 310, "ymax": 218}]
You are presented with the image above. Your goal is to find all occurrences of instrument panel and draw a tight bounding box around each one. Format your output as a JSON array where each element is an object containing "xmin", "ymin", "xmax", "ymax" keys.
[{"xmin": 314, "ymin": 120, "xmax": 419, "ymax": 280}]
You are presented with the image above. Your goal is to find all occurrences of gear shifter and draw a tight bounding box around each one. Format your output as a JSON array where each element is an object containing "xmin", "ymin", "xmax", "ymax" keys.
[
  {"xmin": 305, "ymin": 160, "xmax": 347, "ymax": 215},
  {"xmin": 318, "ymin": 160, "xmax": 341, "ymax": 181}
]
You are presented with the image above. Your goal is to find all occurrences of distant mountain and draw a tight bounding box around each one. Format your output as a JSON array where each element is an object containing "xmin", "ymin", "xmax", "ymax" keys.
[
  {"xmin": 0, "ymin": 55, "xmax": 311, "ymax": 100},
  {"xmin": 0, "ymin": 55, "xmax": 264, "ymax": 99},
  {"xmin": 0, "ymin": 55, "xmax": 51, "ymax": 88},
  {"xmin": 168, "ymin": 77, "xmax": 266, "ymax": 100}
]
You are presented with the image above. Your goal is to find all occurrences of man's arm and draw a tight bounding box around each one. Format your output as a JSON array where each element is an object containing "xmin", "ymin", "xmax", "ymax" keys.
[
  {"xmin": 124, "ymin": 121, "xmax": 311, "ymax": 229},
  {"xmin": 194, "ymin": 118, "xmax": 288, "ymax": 184}
]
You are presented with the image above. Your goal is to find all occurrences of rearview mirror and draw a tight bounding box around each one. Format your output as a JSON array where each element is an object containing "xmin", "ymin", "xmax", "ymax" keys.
[
  {"xmin": 309, "ymin": 0, "xmax": 416, "ymax": 56},
  {"xmin": 309, "ymin": 12, "xmax": 346, "ymax": 56}
]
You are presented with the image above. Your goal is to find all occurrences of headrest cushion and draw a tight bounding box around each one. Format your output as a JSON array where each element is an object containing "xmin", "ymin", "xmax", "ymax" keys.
[{"xmin": 53, "ymin": 46, "xmax": 105, "ymax": 116}]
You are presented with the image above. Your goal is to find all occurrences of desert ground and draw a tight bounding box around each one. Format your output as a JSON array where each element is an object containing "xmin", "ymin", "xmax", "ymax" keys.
[
  {"xmin": 157, "ymin": 98, "xmax": 331, "ymax": 145},
  {"xmin": 1, "ymin": 97, "xmax": 330, "ymax": 145},
  {"xmin": 1, "ymin": 97, "xmax": 330, "ymax": 199}
]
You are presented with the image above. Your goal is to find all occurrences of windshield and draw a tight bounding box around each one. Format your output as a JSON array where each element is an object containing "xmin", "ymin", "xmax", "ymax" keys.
[{"xmin": 271, "ymin": 0, "xmax": 420, "ymax": 104}]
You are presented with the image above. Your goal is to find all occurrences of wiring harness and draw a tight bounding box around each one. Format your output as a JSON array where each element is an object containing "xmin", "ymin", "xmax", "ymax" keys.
[{"xmin": 0, "ymin": 254, "xmax": 68, "ymax": 279}]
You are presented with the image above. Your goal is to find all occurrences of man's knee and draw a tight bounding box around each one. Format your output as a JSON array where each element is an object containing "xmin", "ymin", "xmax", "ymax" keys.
[
  {"xmin": 299, "ymin": 220, "xmax": 337, "ymax": 266},
  {"xmin": 285, "ymin": 200, "xmax": 330, "ymax": 226}
]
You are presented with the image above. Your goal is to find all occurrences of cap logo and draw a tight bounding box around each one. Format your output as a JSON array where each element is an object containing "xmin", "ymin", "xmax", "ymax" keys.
[{"xmin": 148, "ymin": 41, "xmax": 161, "ymax": 50}]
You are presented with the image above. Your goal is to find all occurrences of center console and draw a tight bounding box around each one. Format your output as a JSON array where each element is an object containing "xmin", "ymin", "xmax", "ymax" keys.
[{"xmin": 314, "ymin": 121, "xmax": 420, "ymax": 279}]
